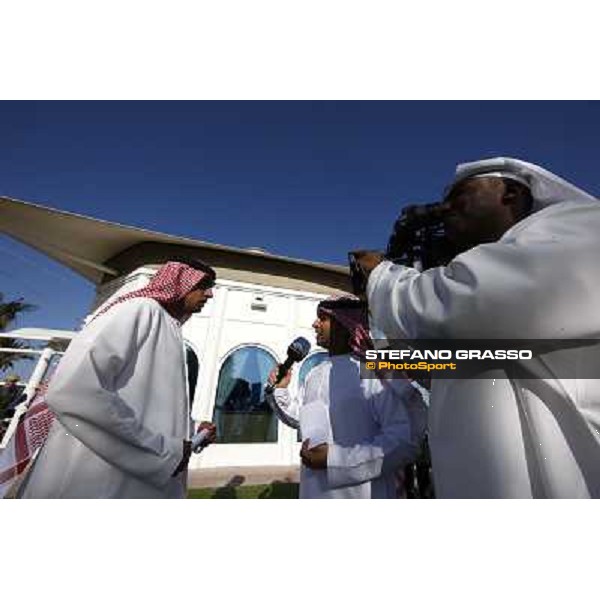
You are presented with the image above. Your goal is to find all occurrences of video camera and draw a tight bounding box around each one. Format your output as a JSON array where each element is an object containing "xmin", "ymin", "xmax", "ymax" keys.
[
  {"xmin": 349, "ymin": 201, "xmax": 458, "ymax": 296},
  {"xmin": 386, "ymin": 201, "xmax": 457, "ymax": 270}
]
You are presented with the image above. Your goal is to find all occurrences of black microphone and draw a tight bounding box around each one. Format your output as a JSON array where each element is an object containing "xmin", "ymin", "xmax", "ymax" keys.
[{"xmin": 265, "ymin": 337, "xmax": 311, "ymax": 393}]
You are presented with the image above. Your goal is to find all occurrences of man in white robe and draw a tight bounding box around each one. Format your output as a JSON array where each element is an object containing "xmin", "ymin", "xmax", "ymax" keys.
[
  {"xmin": 267, "ymin": 295, "xmax": 426, "ymax": 499},
  {"xmin": 18, "ymin": 259, "xmax": 217, "ymax": 499},
  {"xmin": 354, "ymin": 157, "xmax": 600, "ymax": 498}
]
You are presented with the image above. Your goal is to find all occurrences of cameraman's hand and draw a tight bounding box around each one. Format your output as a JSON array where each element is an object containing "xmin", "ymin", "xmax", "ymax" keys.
[
  {"xmin": 350, "ymin": 250, "xmax": 385, "ymax": 276},
  {"xmin": 268, "ymin": 366, "xmax": 293, "ymax": 389}
]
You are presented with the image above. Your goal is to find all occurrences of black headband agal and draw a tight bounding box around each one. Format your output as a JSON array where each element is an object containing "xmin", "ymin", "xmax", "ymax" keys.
[
  {"xmin": 318, "ymin": 298, "xmax": 366, "ymax": 311},
  {"xmin": 172, "ymin": 257, "xmax": 217, "ymax": 282}
]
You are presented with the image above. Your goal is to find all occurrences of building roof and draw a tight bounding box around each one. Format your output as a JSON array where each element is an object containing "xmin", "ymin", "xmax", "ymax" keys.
[
  {"xmin": 0, "ymin": 328, "xmax": 76, "ymax": 342},
  {"xmin": 0, "ymin": 196, "xmax": 350, "ymax": 292}
]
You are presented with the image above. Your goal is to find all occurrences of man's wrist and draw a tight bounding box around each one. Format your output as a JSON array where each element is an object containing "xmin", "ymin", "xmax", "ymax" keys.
[{"xmin": 172, "ymin": 440, "xmax": 192, "ymax": 477}]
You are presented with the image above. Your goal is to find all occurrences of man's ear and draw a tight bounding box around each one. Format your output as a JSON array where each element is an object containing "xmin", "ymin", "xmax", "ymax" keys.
[
  {"xmin": 501, "ymin": 177, "xmax": 527, "ymax": 209},
  {"xmin": 501, "ymin": 190, "xmax": 519, "ymax": 205},
  {"xmin": 501, "ymin": 180, "xmax": 533, "ymax": 218}
]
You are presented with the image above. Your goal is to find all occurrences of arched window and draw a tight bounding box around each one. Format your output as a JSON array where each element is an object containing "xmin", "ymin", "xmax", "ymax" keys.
[
  {"xmin": 213, "ymin": 346, "xmax": 278, "ymax": 444},
  {"xmin": 298, "ymin": 352, "xmax": 328, "ymax": 387}
]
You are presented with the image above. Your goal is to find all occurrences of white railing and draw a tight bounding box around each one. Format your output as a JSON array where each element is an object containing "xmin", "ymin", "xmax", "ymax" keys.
[{"xmin": 0, "ymin": 330, "xmax": 72, "ymax": 449}]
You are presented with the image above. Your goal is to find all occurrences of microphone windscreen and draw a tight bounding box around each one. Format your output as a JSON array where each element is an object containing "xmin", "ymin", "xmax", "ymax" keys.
[{"xmin": 288, "ymin": 337, "xmax": 311, "ymax": 362}]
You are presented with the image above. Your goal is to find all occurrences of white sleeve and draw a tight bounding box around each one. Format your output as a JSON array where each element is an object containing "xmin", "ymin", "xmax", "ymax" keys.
[
  {"xmin": 266, "ymin": 387, "xmax": 301, "ymax": 429},
  {"xmin": 367, "ymin": 221, "xmax": 586, "ymax": 340},
  {"xmin": 45, "ymin": 300, "xmax": 183, "ymax": 489},
  {"xmin": 327, "ymin": 382, "xmax": 424, "ymax": 489}
]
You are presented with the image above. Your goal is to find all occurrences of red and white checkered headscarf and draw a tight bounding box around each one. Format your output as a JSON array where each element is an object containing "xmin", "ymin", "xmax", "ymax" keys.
[
  {"xmin": 91, "ymin": 261, "xmax": 214, "ymax": 325},
  {"xmin": 317, "ymin": 294, "xmax": 374, "ymax": 361},
  {"xmin": 0, "ymin": 380, "xmax": 55, "ymax": 497}
]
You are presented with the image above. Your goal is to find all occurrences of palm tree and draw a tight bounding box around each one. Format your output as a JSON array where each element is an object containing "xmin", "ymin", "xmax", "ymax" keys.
[{"xmin": 0, "ymin": 292, "xmax": 36, "ymax": 372}]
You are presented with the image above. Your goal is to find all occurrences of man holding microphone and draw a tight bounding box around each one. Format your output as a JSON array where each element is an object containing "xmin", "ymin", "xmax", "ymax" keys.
[{"xmin": 266, "ymin": 294, "xmax": 426, "ymax": 499}]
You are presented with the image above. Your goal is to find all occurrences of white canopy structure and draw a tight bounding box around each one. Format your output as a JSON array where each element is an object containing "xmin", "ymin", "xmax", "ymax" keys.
[{"xmin": 0, "ymin": 195, "xmax": 349, "ymax": 294}]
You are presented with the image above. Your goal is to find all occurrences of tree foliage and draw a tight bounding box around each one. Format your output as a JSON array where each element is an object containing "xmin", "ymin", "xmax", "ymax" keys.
[{"xmin": 0, "ymin": 292, "xmax": 36, "ymax": 372}]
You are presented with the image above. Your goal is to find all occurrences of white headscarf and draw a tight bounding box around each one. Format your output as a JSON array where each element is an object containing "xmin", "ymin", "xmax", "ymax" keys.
[{"xmin": 452, "ymin": 157, "xmax": 597, "ymax": 211}]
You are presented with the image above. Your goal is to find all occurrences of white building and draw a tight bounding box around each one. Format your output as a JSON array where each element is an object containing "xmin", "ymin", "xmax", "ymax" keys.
[{"xmin": 0, "ymin": 196, "xmax": 350, "ymax": 474}]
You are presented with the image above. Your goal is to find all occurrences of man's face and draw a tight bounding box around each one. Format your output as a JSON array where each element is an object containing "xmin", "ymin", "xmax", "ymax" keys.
[
  {"xmin": 183, "ymin": 281, "xmax": 214, "ymax": 314},
  {"xmin": 312, "ymin": 313, "xmax": 332, "ymax": 349},
  {"xmin": 443, "ymin": 177, "xmax": 516, "ymax": 250}
]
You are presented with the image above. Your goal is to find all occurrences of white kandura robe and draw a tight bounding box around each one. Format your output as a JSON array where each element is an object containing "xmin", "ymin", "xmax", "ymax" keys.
[
  {"xmin": 367, "ymin": 199, "xmax": 600, "ymax": 498},
  {"xmin": 268, "ymin": 355, "xmax": 426, "ymax": 499},
  {"xmin": 19, "ymin": 298, "xmax": 190, "ymax": 499}
]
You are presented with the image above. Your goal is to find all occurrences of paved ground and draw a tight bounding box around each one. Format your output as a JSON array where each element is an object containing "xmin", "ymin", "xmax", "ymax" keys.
[{"xmin": 187, "ymin": 465, "xmax": 300, "ymax": 489}]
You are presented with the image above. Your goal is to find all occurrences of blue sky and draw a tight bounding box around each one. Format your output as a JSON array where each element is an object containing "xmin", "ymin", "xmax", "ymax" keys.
[{"xmin": 1, "ymin": 101, "xmax": 599, "ymax": 334}]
